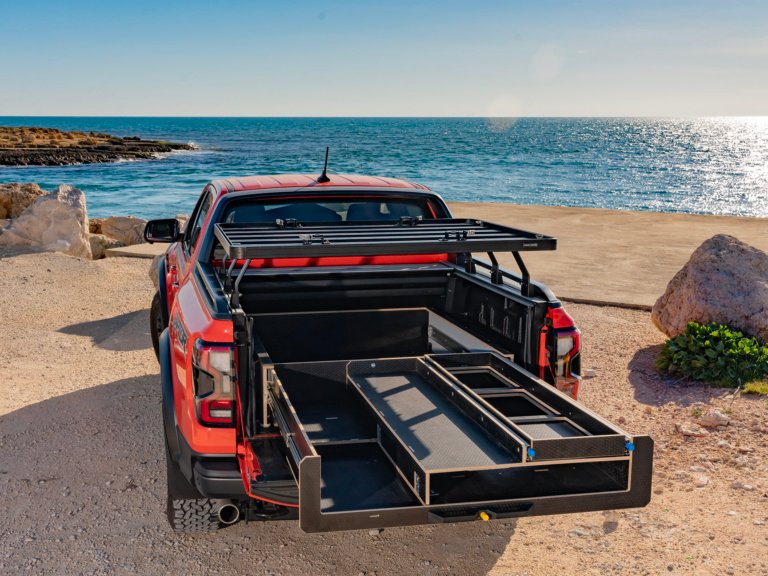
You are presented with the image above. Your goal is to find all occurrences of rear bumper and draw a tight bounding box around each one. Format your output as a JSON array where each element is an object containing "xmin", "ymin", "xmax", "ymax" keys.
[
  {"xmin": 174, "ymin": 430, "xmax": 246, "ymax": 498},
  {"xmin": 193, "ymin": 459, "xmax": 246, "ymax": 498}
]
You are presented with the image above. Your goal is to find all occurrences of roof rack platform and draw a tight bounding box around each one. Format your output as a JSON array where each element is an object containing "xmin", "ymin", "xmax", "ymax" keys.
[{"xmin": 214, "ymin": 218, "xmax": 556, "ymax": 260}]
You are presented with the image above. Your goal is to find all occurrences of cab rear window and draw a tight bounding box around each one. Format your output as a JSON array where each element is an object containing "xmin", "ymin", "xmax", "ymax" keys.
[{"xmin": 222, "ymin": 197, "xmax": 437, "ymax": 224}]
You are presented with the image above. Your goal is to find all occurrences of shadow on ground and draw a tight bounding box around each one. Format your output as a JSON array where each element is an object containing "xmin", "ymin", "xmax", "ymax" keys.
[
  {"xmin": 0, "ymin": 375, "xmax": 516, "ymax": 576},
  {"xmin": 627, "ymin": 344, "xmax": 666, "ymax": 406},
  {"xmin": 0, "ymin": 245, "xmax": 49, "ymax": 259},
  {"xmin": 628, "ymin": 343, "xmax": 734, "ymax": 407},
  {"xmin": 58, "ymin": 309, "xmax": 151, "ymax": 351}
]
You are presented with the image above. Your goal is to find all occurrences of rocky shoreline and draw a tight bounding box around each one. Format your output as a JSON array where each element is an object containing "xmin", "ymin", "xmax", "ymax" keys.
[{"xmin": 0, "ymin": 126, "xmax": 195, "ymax": 166}]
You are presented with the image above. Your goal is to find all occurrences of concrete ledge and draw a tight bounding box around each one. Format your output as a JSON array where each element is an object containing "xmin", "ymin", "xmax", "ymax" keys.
[
  {"xmin": 105, "ymin": 243, "xmax": 166, "ymax": 259},
  {"xmin": 560, "ymin": 297, "xmax": 652, "ymax": 312}
]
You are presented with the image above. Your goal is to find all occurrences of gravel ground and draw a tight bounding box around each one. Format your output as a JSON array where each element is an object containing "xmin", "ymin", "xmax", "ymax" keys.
[{"xmin": 0, "ymin": 250, "xmax": 765, "ymax": 576}]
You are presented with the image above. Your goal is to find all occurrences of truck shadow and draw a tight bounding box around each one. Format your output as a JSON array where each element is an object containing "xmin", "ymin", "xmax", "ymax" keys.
[
  {"xmin": 0, "ymin": 375, "xmax": 516, "ymax": 576},
  {"xmin": 58, "ymin": 309, "xmax": 151, "ymax": 351}
]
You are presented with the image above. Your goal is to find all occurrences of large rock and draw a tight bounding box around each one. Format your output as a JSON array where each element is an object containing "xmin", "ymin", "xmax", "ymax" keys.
[
  {"xmin": 101, "ymin": 216, "xmax": 147, "ymax": 246},
  {"xmin": 652, "ymin": 234, "xmax": 768, "ymax": 341},
  {"xmin": 176, "ymin": 214, "xmax": 189, "ymax": 233},
  {"xmin": 89, "ymin": 233, "xmax": 124, "ymax": 260},
  {"xmin": 89, "ymin": 217, "xmax": 103, "ymax": 234},
  {"xmin": 0, "ymin": 182, "xmax": 47, "ymax": 219},
  {"xmin": 149, "ymin": 254, "xmax": 164, "ymax": 290},
  {"xmin": 0, "ymin": 185, "xmax": 92, "ymax": 259}
]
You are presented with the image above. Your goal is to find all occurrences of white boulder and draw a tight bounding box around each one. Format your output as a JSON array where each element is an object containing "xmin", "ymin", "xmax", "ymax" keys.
[
  {"xmin": 0, "ymin": 185, "xmax": 92, "ymax": 259},
  {"xmin": 652, "ymin": 234, "xmax": 768, "ymax": 342}
]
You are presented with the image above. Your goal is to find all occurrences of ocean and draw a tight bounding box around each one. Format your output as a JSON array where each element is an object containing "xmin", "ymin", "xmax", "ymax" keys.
[{"xmin": 1, "ymin": 117, "xmax": 766, "ymax": 219}]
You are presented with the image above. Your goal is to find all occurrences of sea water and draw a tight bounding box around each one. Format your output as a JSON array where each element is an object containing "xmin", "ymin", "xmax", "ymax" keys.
[{"xmin": 1, "ymin": 116, "xmax": 766, "ymax": 219}]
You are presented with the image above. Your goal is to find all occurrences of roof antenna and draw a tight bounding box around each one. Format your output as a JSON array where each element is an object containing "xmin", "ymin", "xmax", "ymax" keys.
[{"xmin": 317, "ymin": 146, "xmax": 331, "ymax": 183}]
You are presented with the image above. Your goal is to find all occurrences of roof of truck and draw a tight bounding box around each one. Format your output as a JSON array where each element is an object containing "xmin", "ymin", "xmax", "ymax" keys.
[{"xmin": 213, "ymin": 173, "xmax": 430, "ymax": 193}]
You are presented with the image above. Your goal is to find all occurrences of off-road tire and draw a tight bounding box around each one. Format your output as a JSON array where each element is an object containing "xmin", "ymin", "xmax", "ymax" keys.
[
  {"xmin": 166, "ymin": 496, "xmax": 221, "ymax": 532},
  {"xmin": 164, "ymin": 436, "xmax": 221, "ymax": 532},
  {"xmin": 150, "ymin": 292, "xmax": 163, "ymax": 360}
]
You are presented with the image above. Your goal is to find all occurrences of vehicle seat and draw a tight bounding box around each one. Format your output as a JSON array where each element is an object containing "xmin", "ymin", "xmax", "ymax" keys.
[
  {"xmin": 229, "ymin": 204, "xmax": 267, "ymax": 223},
  {"xmin": 347, "ymin": 203, "xmax": 385, "ymax": 221},
  {"xmin": 273, "ymin": 203, "xmax": 342, "ymax": 222},
  {"xmin": 386, "ymin": 203, "xmax": 413, "ymax": 219}
]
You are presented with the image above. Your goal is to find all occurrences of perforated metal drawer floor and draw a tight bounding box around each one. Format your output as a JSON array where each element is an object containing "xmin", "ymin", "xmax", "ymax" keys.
[{"xmin": 352, "ymin": 371, "xmax": 513, "ymax": 471}]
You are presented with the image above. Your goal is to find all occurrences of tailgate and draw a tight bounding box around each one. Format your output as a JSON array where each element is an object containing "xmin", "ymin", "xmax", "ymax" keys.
[{"xmin": 266, "ymin": 353, "xmax": 652, "ymax": 533}]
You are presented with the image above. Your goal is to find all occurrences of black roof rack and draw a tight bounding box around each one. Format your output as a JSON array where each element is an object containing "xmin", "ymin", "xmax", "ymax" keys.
[{"xmin": 213, "ymin": 218, "xmax": 556, "ymax": 260}]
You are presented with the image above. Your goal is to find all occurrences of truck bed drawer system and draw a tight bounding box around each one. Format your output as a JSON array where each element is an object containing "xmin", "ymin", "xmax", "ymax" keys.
[{"xmin": 266, "ymin": 351, "xmax": 650, "ymax": 532}]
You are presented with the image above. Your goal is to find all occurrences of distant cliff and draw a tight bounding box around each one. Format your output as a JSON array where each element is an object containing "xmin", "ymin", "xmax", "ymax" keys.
[{"xmin": 0, "ymin": 126, "xmax": 196, "ymax": 166}]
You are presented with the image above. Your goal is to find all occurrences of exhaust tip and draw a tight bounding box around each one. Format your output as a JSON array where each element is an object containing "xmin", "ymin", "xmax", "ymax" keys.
[{"xmin": 217, "ymin": 503, "xmax": 241, "ymax": 525}]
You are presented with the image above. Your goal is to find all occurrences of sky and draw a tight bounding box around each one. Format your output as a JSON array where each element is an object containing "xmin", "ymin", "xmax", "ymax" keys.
[{"xmin": 1, "ymin": 0, "xmax": 767, "ymax": 117}]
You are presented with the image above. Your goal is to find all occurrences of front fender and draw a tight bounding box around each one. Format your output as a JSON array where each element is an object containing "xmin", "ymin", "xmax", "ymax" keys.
[
  {"xmin": 159, "ymin": 328, "xmax": 180, "ymax": 461},
  {"xmin": 157, "ymin": 255, "xmax": 170, "ymax": 327}
]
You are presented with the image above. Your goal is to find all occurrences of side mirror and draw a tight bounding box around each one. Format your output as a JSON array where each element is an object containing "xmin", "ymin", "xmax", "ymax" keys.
[{"xmin": 144, "ymin": 219, "xmax": 181, "ymax": 243}]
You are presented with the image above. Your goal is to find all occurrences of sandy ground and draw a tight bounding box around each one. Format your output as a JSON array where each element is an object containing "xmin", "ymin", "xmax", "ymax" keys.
[{"xmin": 0, "ymin": 249, "xmax": 766, "ymax": 576}]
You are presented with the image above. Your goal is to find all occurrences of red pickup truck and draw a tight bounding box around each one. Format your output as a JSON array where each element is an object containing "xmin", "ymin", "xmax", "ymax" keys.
[{"xmin": 145, "ymin": 173, "xmax": 652, "ymax": 533}]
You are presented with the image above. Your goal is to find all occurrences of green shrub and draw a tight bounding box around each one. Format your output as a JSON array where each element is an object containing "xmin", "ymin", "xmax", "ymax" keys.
[
  {"xmin": 657, "ymin": 322, "xmax": 768, "ymax": 388},
  {"xmin": 743, "ymin": 380, "xmax": 768, "ymax": 395}
]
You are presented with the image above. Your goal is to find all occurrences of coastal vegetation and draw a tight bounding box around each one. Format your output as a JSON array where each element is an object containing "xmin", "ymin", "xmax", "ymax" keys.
[
  {"xmin": 658, "ymin": 322, "xmax": 768, "ymax": 393},
  {"xmin": 0, "ymin": 126, "xmax": 194, "ymax": 166}
]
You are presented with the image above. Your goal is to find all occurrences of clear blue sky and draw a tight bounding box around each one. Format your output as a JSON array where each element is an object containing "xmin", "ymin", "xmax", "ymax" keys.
[{"xmin": 1, "ymin": 0, "xmax": 766, "ymax": 116}]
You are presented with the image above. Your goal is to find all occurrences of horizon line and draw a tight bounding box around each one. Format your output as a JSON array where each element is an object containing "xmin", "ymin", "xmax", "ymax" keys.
[{"xmin": 1, "ymin": 114, "xmax": 767, "ymax": 120}]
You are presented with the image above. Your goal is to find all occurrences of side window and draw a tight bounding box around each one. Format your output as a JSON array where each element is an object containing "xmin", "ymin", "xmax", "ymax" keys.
[{"xmin": 185, "ymin": 191, "xmax": 213, "ymax": 254}]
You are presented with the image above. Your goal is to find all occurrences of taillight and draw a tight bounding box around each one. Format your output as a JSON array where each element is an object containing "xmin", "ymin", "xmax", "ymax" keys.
[
  {"xmin": 192, "ymin": 340, "xmax": 235, "ymax": 427},
  {"xmin": 543, "ymin": 306, "xmax": 582, "ymax": 400},
  {"xmin": 554, "ymin": 328, "xmax": 581, "ymax": 399}
]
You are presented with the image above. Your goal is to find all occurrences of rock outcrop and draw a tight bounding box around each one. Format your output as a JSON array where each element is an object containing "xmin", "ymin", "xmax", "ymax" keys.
[
  {"xmin": 176, "ymin": 214, "xmax": 189, "ymax": 233},
  {"xmin": 89, "ymin": 233, "xmax": 124, "ymax": 260},
  {"xmin": 101, "ymin": 216, "xmax": 147, "ymax": 246},
  {"xmin": 0, "ymin": 126, "xmax": 195, "ymax": 166},
  {"xmin": 652, "ymin": 234, "xmax": 768, "ymax": 342},
  {"xmin": 0, "ymin": 182, "xmax": 47, "ymax": 219},
  {"xmin": 149, "ymin": 254, "xmax": 163, "ymax": 289},
  {"xmin": 0, "ymin": 185, "xmax": 92, "ymax": 259},
  {"xmin": 89, "ymin": 218, "xmax": 103, "ymax": 234}
]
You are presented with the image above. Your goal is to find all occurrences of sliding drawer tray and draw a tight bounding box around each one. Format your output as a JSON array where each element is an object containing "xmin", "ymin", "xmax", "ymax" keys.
[
  {"xmin": 346, "ymin": 358, "xmax": 527, "ymax": 505},
  {"xmin": 268, "ymin": 358, "xmax": 652, "ymax": 533},
  {"xmin": 429, "ymin": 352, "xmax": 634, "ymax": 461}
]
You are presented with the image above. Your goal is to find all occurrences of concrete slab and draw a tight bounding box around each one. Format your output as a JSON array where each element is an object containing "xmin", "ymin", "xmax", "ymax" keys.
[{"xmin": 105, "ymin": 243, "xmax": 166, "ymax": 259}]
